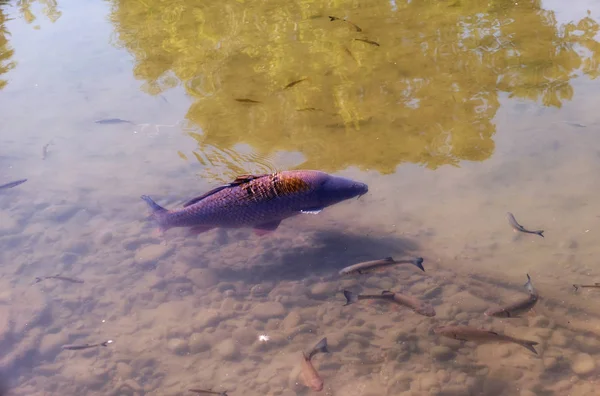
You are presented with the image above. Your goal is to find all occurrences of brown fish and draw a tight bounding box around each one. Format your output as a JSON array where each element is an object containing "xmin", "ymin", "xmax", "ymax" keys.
[
  {"xmin": 188, "ymin": 390, "xmax": 228, "ymax": 395},
  {"xmin": 300, "ymin": 337, "xmax": 328, "ymax": 392},
  {"xmin": 235, "ymin": 98, "xmax": 261, "ymax": 104},
  {"xmin": 42, "ymin": 140, "xmax": 54, "ymax": 160},
  {"xmin": 328, "ymin": 16, "xmax": 362, "ymax": 32},
  {"xmin": 0, "ymin": 179, "xmax": 27, "ymax": 190},
  {"xmin": 573, "ymin": 283, "xmax": 600, "ymax": 291},
  {"xmin": 284, "ymin": 78, "xmax": 307, "ymax": 89},
  {"xmin": 485, "ymin": 274, "xmax": 539, "ymax": 318},
  {"xmin": 433, "ymin": 326, "xmax": 538, "ymax": 354},
  {"xmin": 353, "ymin": 38, "xmax": 380, "ymax": 47},
  {"xmin": 35, "ymin": 275, "xmax": 84, "ymax": 284},
  {"xmin": 507, "ymin": 212, "xmax": 544, "ymax": 238},
  {"xmin": 343, "ymin": 290, "xmax": 436, "ymax": 317},
  {"xmin": 339, "ymin": 256, "xmax": 424, "ymax": 275},
  {"xmin": 62, "ymin": 340, "xmax": 113, "ymax": 350}
]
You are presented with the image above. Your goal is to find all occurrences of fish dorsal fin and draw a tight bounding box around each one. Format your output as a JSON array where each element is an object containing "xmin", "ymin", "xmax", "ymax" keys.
[
  {"xmin": 182, "ymin": 185, "xmax": 231, "ymax": 207},
  {"xmin": 385, "ymin": 257, "xmax": 394, "ymax": 262},
  {"xmin": 381, "ymin": 290, "xmax": 394, "ymax": 296},
  {"xmin": 488, "ymin": 331, "xmax": 499, "ymax": 336},
  {"xmin": 231, "ymin": 174, "xmax": 268, "ymax": 185},
  {"xmin": 183, "ymin": 174, "xmax": 269, "ymax": 207}
]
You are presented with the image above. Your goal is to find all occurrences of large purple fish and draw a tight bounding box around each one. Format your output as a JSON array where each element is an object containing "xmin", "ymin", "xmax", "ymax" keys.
[{"xmin": 141, "ymin": 170, "xmax": 368, "ymax": 235}]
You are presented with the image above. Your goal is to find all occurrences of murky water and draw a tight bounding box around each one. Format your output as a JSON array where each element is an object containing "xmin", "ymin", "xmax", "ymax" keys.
[{"xmin": 2, "ymin": 0, "xmax": 600, "ymax": 395}]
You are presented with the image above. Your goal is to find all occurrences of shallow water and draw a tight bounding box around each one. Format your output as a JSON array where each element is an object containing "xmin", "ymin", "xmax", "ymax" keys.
[{"xmin": 1, "ymin": 0, "xmax": 600, "ymax": 395}]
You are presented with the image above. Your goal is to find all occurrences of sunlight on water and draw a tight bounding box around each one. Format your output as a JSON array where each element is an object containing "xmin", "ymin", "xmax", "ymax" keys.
[{"xmin": 1, "ymin": 0, "xmax": 600, "ymax": 395}]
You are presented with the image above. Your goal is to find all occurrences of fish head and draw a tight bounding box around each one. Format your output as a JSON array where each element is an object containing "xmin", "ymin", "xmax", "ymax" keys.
[
  {"xmin": 309, "ymin": 376, "xmax": 324, "ymax": 392},
  {"xmin": 315, "ymin": 174, "xmax": 368, "ymax": 207}
]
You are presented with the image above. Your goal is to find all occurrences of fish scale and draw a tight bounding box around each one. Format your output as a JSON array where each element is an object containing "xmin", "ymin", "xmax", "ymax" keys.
[{"xmin": 141, "ymin": 170, "xmax": 368, "ymax": 234}]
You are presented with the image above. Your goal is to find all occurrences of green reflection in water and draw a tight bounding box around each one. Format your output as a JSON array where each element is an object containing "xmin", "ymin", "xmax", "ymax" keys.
[
  {"xmin": 0, "ymin": 0, "xmax": 62, "ymax": 91},
  {"xmin": 0, "ymin": 1, "xmax": 15, "ymax": 90},
  {"xmin": 108, "ymin": 0, "xmax": 600, "ymax": 175}
]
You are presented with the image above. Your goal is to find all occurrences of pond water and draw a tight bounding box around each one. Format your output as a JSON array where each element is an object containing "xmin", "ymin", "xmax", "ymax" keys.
[{"xmin": 1, "ymin": 0, "xmax": 600, "ymax": 395}]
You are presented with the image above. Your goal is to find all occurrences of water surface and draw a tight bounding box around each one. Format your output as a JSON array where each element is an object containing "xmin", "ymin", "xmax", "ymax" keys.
[{"xmin": 1, "ymin": 0, "xmax": 600, "ymax": 395}]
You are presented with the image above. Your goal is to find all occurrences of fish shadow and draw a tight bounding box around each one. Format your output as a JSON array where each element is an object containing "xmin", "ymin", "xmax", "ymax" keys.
[{"xmin": 211, "ymin": 228, "xmax": 420, "ymax": 283}]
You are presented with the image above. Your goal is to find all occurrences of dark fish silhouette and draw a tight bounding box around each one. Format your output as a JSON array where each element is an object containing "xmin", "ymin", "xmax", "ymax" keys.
[
  {"xmin": 235, "ymin": 98, "xmax": 261, "ymax": 103},
  {"xmin": 62, "ymin": 340, "xmax": 113, "ymax": 350},
  {"xmin": 354, "ymin": 38, "xmax": 380, "ymax": 46},
  {"xmin": 141, "ymin": 170, "xmax": 368, "ymax": 236},
  {"xmin": 434, "ymin": 326, "xmax": 538, "ymax": 354},
  {"xmin": 94, "ymin": 118, "xmax": 134, "ymax": 124},
  {"xmin": 35, "ymin": 275, "xmax": 84, "ymax": 284},
  {"xmin": 343, "ymin": 290, "xmax": 436, "ymax": 317},
  {"xmin": 284, "ymin": 78, "xmax": 307, "ymax": 89},
  {"xmin": 328, "ymin": 16, "xmax": 362, "ymax": 32},
  {"xmin": 573, "ymin": 283, "xmax": 600, "ymax": 291},
  {"xmin": 0, "ymin": 179, "xmax": 27, "ymax": 190},
  {"xmin": 507, "ymin": 212, "xmax": 544, "ymax": 238},
  {"xmin": 189, "ymin": 390, "xmax": 228, "ymax": 395}
]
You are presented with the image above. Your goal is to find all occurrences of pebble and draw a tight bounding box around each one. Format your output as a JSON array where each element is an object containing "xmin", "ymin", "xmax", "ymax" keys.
[
  {"xmin": 281, "ymin": 311, "xmax": 302, "ymax": 330},
  {"xmin": 115, "ymin": 362, "xmax": 133, "ymax": 379},
  {"xmin": 189, "ymin": 333, "xmax": 211, "ymax": 353},
  {"xmin": 250, "ymin": 283, "xmax": 275, "ymax": 297},
  {"xmin": 309, "ymin": 282, "xmax": 333, "ymax": 298},
  {"xmin": 99, "ymin": 231, "xmax": 113, "ymax": 244},
  {"xmin": 187, "ymin": 268, "xmax": 219, "ymax": 288},
  {"xmin": 167, "ymin": 339, "xmax": 188, "ymax": 355},
  {"xmin": 430, "ymin": 345, "xmax": 455, "ymax": 361},
  {"xmin": 251, "ymin": 302, "xmax": 286, "ymax": 320},
  {"xmin": 135, "ymin": 244, "xmax": 172, "ymax": 266},
  {"xmin": 215, "ymin": 339, "xmax": 239, "ymax": 360},
  {"xmin": 571, "ymin": 353, "xmax": 596, "ymax": 376}
]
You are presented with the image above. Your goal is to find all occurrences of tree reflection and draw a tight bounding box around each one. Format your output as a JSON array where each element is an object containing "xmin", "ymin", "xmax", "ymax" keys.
[
  {"xmin": 108, "ymin": 0, "xmax": 600, "ymax": 174},
  {"xmin": 0, "ymin": 1, "xmax": 15, "ymax": 90},
  {"xmin": 0, "ymin": 0, "xmax": 62, "ymax": 91}
]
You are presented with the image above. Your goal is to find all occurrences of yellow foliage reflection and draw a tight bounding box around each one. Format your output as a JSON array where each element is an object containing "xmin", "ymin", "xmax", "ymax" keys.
[
  {"xmin": 0, "ymin": 1, "xmax": 15, "ymax": 90},
  {"xmin": 109, "ymin": 0, "xmax": 600, "ymax": 174}
]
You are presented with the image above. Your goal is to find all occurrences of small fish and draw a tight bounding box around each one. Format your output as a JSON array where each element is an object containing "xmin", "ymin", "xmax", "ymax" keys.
[
  {"xmin": 94, "ymin": 118, "xmax": 134, "ymax": 124},
  {"xmin": 141, "ymin": 171, "xmax": 368, "ymax": 236},
  {"xmin": 234, "ymin": 98, "xmax": 261, "ymax": 104},
  {"xmin": 343, "ymin": 290, "xmax": 436, "ymax": 317},
  {"xmin": 42, "ymin": 140, "xmax": 54, "ymax": 160},
  {"xmin": 188, "ymin": 390, "xmax": 228, "ymax": 396},
  {"xmin": 296, "ymin": 107, "xmax": 324, "ymax": 112},
  {"xmin": 300, "ymin": 337, "xmax": 328, "ymax": 392},
  {"xmin": 353, "ymin": 38, "xmax": 380, "ymax": 47},
  {"xmin": 573, "ymin": 283, "xmax": 600, "ymax": 291},
  {"xmin": 0, "ymin": 179, "xmax": 27, "ymax": 190},
  {"xmin": 62, "ymin": 340, "xmax": 113, "ymax": 350},
  {"xmin": 339, "ymin": 257, "xmax": 424, "ymax": 275},
  {"xmin": 433, "ymin": 325, "xmax": 538, "ymax": 354},
  {"xmin": 35, "ymin": 275, "xmax": 84, "ymax": 284},
  {"xmin": 328, "ymin": 16, "xmax": 362, "ymax": 32},
  {"xmin": 343, "ymin": 46, "xmax": 358, "ymax": 63},
  {"xmin": 485, "ymin": 274, "xmax": 539, "ymax": 318},
  {"xmin": 284, "ymin": 78, "xmax": 307, "ymax": 89},
  {"xmin": 507, "ymin": 212, "xmax": 544, "ymax": 238}
]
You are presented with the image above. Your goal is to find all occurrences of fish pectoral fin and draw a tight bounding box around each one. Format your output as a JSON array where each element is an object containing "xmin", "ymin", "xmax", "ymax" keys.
[
  {"xmin": 300, "ymin": 207, "xmax": 324, "ymax": 215},
  {"xmin": 253, "ymin": 220, "xmax": 282, "ymax": 235}
]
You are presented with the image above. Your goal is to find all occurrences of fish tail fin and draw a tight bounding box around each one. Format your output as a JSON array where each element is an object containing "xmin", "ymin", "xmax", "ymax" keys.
[
  {"xmin": 519, "ymin": 340, "xmax": 539, "ymax": 355},
  {"xmin": 573, "ymin": 284, "xmax": 580, "ymax": 292},
  {"xmin": 34, "ymin": 277, "xmax": 42, "ymax": 283},
  {"xmin": 536, "ymin": 230, "xmax": 544, "ymax": 238},
  {"xmin": 413, "ymin": 257, "xmax": 425, "ymax": 272},
  {"xmin": 524, "ymin": 273, "xmax": 535, "ymax": 294},
  {"xmin": 141, "ymin": 195, "xmax": 169, "ymax": 231},
  {"xmin": 307, "ymin": 337, "xmax": 329, "ymax": 360},
  {"xmin": 343, "ymin": 290, "xmax": 358, "ymax": 306}
]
